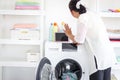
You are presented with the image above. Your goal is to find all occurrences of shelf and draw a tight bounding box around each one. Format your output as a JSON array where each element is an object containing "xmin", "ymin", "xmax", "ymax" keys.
[
  {"xmin": 0, "ymin": 61, "xmax": 38, "ymax": 67},
  {"xmin": 111, "ymin": 42, "xmax": 120, "ymax": 47},
  {"xmin": 99, "ymin": 12, "xmax": 120, "ymax": 18},
  {"xmin": 0, "ymin": 10, "xmax": 45, "ymax": 15},
  {"xmin": 112, "ymin": 63, "xmax": 120, "ymax": 70},
  {"xmin": 0, "ymin": 39, "xmax": 42, "ymax": 45}
]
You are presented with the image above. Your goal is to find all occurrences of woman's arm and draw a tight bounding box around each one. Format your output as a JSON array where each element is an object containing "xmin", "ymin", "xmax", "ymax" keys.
[
  {"xmin": 63, "ymin": 24, "xmax": 78, "ymax": 44},
  {"xmin": 74, "ymin": 22, "xmax": 87, "ymax": 44}
]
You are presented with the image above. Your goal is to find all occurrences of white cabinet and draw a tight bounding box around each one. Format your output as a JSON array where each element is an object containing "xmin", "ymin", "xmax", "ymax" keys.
[
  {"xmin": 0, "ymin": 0, "xmax": 45, "ymax": 80},
  {"xmin": 0, "ymin": 10, "xmax": 44, "ymax": 65},
  {"xmin": 95, "ymin": 0, "xmax": 120, "ymax": 79},
  {"xmin": 96, "ymin": 0, "xmax": 120, "ymax": 63}
]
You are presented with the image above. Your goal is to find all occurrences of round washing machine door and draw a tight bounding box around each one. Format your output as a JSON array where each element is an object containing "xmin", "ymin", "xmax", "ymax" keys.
[
  {"xmin": 36, "ymin": 57, "xmax": 51, "ymax": 80},
  {"xmin": 55, "ymin": 59, "xmax": 82, "ymax": 80}
]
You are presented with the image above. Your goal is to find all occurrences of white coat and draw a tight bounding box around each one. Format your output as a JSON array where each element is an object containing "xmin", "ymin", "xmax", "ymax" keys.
[{"xmin": 74, "ymin": 11, "xmax": 117, "ymax": 74}]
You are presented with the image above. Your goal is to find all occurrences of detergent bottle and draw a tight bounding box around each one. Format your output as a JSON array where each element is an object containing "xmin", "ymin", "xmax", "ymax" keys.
[
  {"xmin": 59, "ymin": 21, "xmax": 65, "ymax": 32},
  {"xmin": 53, "ymin": 22, "xmax": 59, "ymax": 41},
  {"xmin": 49, "ymin": 23, "xmax": 53, "ymax": 41}
]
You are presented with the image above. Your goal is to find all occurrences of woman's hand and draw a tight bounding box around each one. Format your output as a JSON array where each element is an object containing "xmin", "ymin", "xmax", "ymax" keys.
[{"xmin": 63, "ymin": 24, "xmax": 73, "ymax": 37}]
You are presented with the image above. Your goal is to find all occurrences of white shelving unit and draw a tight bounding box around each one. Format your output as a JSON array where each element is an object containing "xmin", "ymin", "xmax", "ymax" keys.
[
  {"xmin": 0, "ymin": 39, "xmax": 42, "ymax": 45},
  {"xmin": 95, "ymin": 0, "xmax": 120, "ymax": 79},
  {"xmin": 0, "ymin": 10, "xmax": 45, "ymax": 15},
  {"xmin": 0, "ymin": 0, "xmax": 45, "ymax": 80},
  {"xmin": 99, "ymin": 12, "xmax": 120, "ymax": 18},
  {"xmin": 0, "ymin": 61, "xmax": 37, "ymax": 67},
  {"xmin": 0, "ymin": 6, "xmax": 45, "ymax": 67},
  {"xmin": 111, "ymin": 42, "xmax": 120, "ymax": 48}
]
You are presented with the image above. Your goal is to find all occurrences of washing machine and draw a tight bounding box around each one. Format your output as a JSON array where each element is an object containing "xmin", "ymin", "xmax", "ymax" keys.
[{"xmin": 44, "ymin": 41, "xmax": 90, "ymax": 80}]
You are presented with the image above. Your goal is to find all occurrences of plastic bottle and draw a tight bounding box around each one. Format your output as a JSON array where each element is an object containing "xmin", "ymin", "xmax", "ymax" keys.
[
  {"xmin": 49, "ymin": 23, "xmax": 53, "ymax": 41},
  {"xmin": 53, "ymin": 22, "xmax": 59, "ymax": 41},
  {"xmin": 59, "ymin": 21, "xmax": 65, "ymax": 32}
]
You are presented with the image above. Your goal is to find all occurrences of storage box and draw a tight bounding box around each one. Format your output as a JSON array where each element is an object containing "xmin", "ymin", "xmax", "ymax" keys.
[
  {"xmin": 27, "ymin": 52, "xmax": 39, "ymax": 62},
  {"xmin": 11, "ymin": 29, "xmax": 40, "ymax": 40}
]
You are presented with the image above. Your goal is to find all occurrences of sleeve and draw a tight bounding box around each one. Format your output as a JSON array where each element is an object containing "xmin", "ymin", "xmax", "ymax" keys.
[{"xmin": 74, "ymin": 22, "xmax": 88, "ymax": 44}]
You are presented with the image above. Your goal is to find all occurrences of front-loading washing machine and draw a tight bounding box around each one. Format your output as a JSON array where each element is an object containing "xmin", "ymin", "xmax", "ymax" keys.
[{"xmin": 43, "ymin": 41, "xmax": 90, "ymax": 80}]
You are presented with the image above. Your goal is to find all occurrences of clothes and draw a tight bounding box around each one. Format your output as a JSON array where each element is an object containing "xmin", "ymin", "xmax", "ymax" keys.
[
  {"xmin": 90, "ymin": 67, "xmax": 111, "ymax": 80},
  {"xmin": 62, "ymin": 72, "xmax": 78, "ymax": 80},
  {"xmin": 41, "ymin": 63, "xmax": 51, "ymax": 80},
  {"xmin": 55, "ymin": 59, "xmax": 82, "ymax": 80},
  {"xmin": 74, "ymin": 11, "xmax": 116, "ymax": 74}
]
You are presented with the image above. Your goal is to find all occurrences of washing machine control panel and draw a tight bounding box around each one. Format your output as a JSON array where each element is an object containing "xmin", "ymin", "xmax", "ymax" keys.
[
  {"xmin": 62, "ymin": 43, "xmax": 77, "ymax": 52},
  {"xmin": 45, "ymin": 41, "xmax": 79, "ymax": 53}
]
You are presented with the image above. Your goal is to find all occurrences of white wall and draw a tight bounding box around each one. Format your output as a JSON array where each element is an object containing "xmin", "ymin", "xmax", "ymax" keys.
[{"xmin": 44, "ymin": 0, "xmax": 77, "ymax": 40}]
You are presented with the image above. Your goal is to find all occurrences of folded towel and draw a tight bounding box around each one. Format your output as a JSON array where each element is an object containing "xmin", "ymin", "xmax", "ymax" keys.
[
  {"xmin": 16, "ymin": 2, "xmax": 40, "ymax": 6},
  {"xmin": 13, "ymin": 24, "xmax": 38, "ymax": 29},
  {"xmin": 15, "ymin": 6, "xmax": 40, "ymax": 10}
]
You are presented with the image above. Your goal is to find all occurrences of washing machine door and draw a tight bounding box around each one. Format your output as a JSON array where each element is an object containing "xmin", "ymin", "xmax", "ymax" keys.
[
  {"xmin": 55, "ymin": 59, "xmax": 82, "ymax": 80},
  {"xmin": 36, "ymin": 57, "xmax": 51, "ymax": 80}
]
